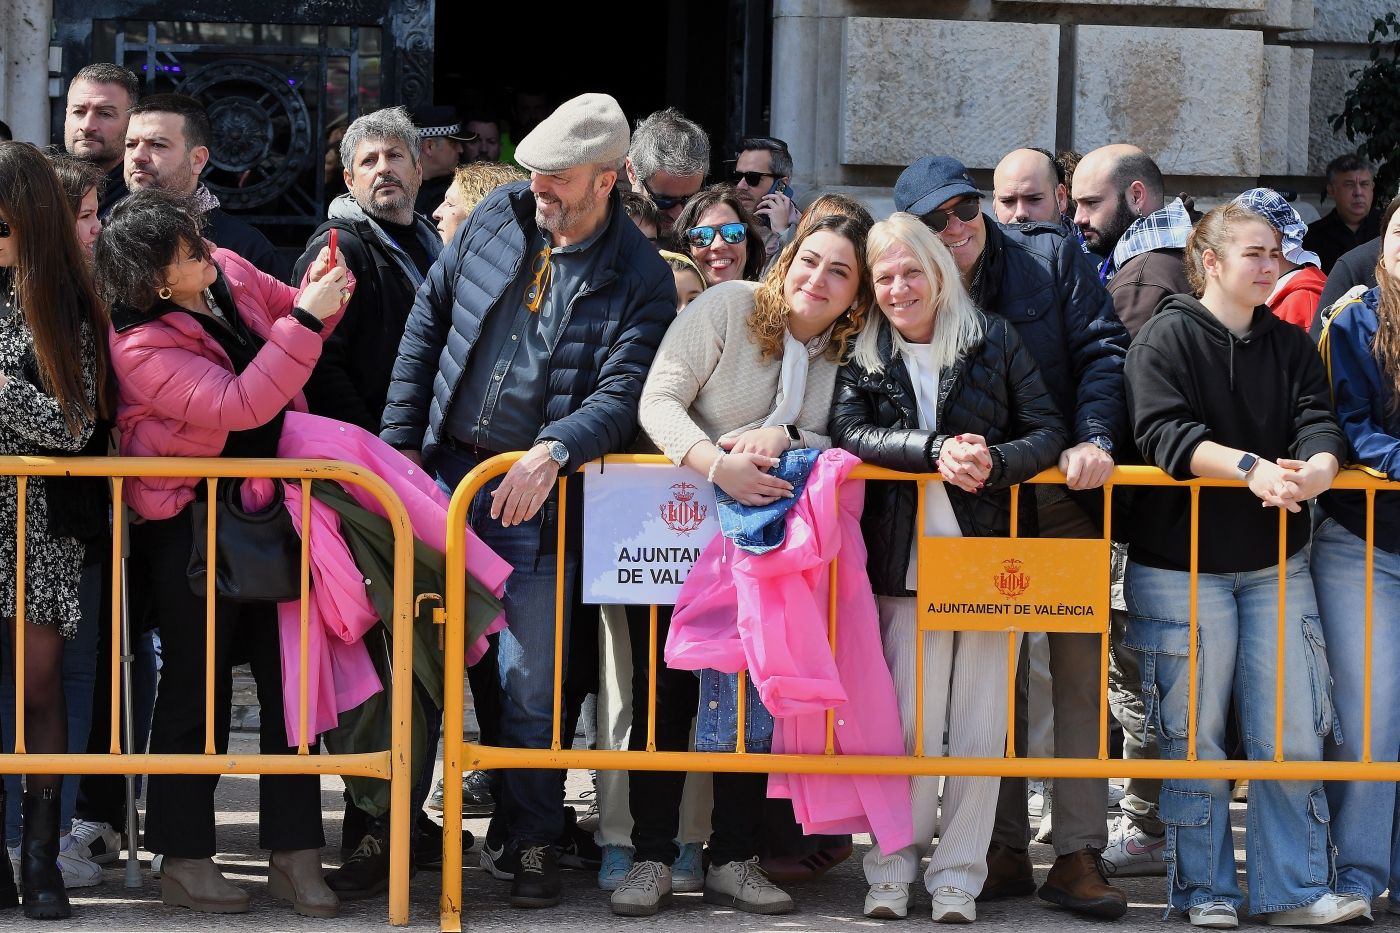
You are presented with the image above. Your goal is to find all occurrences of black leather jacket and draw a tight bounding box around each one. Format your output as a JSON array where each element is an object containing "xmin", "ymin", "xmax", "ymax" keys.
[{"xmin": 831, "ymin": 312, "xmax": 1067, "ymax": 596}]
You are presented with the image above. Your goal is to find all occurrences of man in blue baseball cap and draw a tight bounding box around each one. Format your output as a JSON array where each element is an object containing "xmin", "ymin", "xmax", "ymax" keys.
[{"xmin": 895, "ymin": 154, "xmax": 1131, "ymax": 920}]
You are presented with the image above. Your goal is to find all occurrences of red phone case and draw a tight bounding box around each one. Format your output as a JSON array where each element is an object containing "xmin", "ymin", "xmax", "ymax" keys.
[{"xmin": 328, "ymin": 228, "xmax": 338, "ymax": 266}]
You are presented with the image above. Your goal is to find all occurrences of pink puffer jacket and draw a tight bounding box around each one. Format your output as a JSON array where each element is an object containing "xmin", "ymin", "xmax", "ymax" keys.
[{"xmin": 109, "ymin": 248, "xmax": 348, "ymax": 520}]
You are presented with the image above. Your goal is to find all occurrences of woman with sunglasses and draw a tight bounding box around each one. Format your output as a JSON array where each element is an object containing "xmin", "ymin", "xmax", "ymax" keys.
[
  {"xmin": 96, "ymin": 189, "xmax": 349, "ymax": 918},
  {"xmin": 673, "ymin": 185, "xmax": 766, "ymax": 287},
  {"xmin": 0, "ymin": 142, "xmax": 112, "ymax": 920},
  {"xmin": 607, "ymin": 214, "xmax": 874, "ymax": 919},
  {"xmin": 832, "ymin": 212, "xmax": 1065, "ymax": 922}
]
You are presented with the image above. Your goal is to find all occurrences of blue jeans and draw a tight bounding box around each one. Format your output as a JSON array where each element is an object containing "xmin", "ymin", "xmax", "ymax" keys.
[
  {"xmin": 1124, "ymin": 552, "xmax": 1338, "ymax": 915},
  {"xmin": 1312, "ymin": 516, "xmax": 1400, "ymax": 904},
  {"xmin": 695, "ymin": 669, "xmax": 774, "ymax": 753},
  {"xmin": 1, "ymin": 560, "xmax": 100, "ymax": 844},
  {"xmin": 436, "ymin": 447, "xmax": 577, "ymax": 846},
  {"xmin": 713, "ymin": 448, "xmax": 820, "ymax": 554}
]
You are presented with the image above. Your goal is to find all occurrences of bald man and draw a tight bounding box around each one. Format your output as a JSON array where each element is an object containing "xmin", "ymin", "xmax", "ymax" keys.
[
  {"xmin": 1072, "ymin": 144, "xmax": 1191, "ymax": 338},
  {"xmin": 993, "ymin": 148, "xmax": 1068, "ymax": 226}
]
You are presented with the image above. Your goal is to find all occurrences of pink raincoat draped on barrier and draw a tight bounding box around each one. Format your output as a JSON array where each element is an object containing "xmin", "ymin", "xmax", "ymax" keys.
[
  {"xmin": 666, "ymin": 448, "xmax": 912, "ymax": 851},
  {"xmin": 257, "ymin": 412, "xmax": 510, "ymax": 745}
]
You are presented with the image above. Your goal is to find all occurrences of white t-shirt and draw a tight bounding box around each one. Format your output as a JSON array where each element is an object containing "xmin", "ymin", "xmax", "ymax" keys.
[{"xmin": 897, "ymin": 335, "xmax": 962, "ymax": 591}]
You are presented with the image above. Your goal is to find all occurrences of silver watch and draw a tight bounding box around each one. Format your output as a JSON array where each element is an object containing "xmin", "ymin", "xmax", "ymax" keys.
[{"xmin": 546, "ymin": 440, "xmax": 570, "ymax": 468}]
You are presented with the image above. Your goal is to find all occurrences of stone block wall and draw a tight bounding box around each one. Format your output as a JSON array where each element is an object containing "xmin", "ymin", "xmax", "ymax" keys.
[{"xmin": 772, "ymin": 0, "xmax": 1383, "ymax": 208}]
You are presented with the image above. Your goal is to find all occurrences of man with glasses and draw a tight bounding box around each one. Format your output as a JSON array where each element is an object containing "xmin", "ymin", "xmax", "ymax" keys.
[
  {"xmin": 894, "ymin": 155, "xmax": 1130, "ymax": 921},
  {"xmin": 381, "ymin": 93, "xmax": 675, "ymax": 910},
  {"xmin": 624, "ymin": 107, "xmax": 709, "ymax": 237},
  {"xmin": 731, "ymin": 136, "xmax": 799, "ymax": 258}
]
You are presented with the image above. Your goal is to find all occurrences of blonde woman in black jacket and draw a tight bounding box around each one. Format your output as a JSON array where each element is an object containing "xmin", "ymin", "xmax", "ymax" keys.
[{"xmin": 830, "ymin": 212, "xmax": 1065, "ymax": 922}]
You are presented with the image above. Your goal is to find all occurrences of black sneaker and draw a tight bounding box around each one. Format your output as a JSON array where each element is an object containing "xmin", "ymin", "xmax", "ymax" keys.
[
  {"xmin": 414, "ymin": 811, "xmax": 474, "ymax": 870},
  {"xmin": 339, "ymin": 799, "xmax": 371, "ymax": 860},
  {"xmin": 510, "ymin": 844, "xmax": 560, "ymax": 909},
  {"xmin": 556, "ymin": 807, "xmax": 601, "ymax": 870},
  {"xmin": 479, "ymin": 831, "xmax": 516, "ymax": 881},
  {"xmin": 326, "ymin": 833, "xmax": 416, "ymax": 900}
]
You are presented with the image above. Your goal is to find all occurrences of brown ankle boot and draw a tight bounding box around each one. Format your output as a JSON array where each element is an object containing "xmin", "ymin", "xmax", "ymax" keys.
[
  {"xmin": 269, "ymin": 849, "xmax": 339, "ymax": 918},
  {"xmin": 160, "ymin": 857, "xmax": 250, "ymax": 914},
  {"xmin": 1036, "ymin": 847, "xmax": 1127, "ymax": 919},
  {"xmin": 979, "ymin": 842, "xmax": 1035, "ymax": 901}
]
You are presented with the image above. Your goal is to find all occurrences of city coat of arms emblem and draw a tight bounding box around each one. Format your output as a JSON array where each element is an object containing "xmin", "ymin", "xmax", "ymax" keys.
[{"xmin": 659, "ymin": 482, "xmax": 707, "ymax": 535}]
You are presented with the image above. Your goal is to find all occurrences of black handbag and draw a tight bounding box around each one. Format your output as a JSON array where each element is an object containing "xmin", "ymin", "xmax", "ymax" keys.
[{"xmin": 187, "ymin": 478, "xmax": 302, "ymax": 603}]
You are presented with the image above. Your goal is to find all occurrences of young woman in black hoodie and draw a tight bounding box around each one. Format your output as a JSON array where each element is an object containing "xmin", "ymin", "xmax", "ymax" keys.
[{"xmin": 1123, "ymin": 202, "xmax": 1353, "ymax": 928}]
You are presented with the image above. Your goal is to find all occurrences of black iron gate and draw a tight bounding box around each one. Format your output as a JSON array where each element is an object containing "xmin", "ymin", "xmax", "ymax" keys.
[{"xmin": 52, "ymin": 0, "xmax": 434, "ymax": 245}]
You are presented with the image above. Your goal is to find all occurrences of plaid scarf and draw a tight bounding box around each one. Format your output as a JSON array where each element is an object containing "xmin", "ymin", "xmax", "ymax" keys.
[{"xmin": 1102, "ymin": 198, "xmax": 1193, "ymax": 282}]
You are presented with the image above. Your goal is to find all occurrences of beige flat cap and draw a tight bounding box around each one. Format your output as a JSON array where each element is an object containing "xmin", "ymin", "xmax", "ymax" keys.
[{"xmin": 514, "ymin": 93, "xmax": 630, "ymax": 174}]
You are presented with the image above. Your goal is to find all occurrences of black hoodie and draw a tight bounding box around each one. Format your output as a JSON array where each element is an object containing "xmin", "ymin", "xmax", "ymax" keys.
[{"xmin": 1125, "ymin": 294, "xmax": 1345, "ymax": 574}]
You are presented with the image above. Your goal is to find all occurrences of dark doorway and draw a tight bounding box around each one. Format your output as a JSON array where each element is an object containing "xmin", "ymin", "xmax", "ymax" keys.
[{"xmin": 432, "ymin": 1, "xmax": 771, "ymax": 179}]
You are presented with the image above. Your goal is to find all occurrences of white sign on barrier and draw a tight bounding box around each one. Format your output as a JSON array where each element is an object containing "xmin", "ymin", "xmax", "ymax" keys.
[{"xmin": 582, "ymin": 461, "xmax": 720, "ymax": 605}]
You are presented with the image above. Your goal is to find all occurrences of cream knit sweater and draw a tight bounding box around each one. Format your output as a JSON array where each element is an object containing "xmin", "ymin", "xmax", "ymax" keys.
[{"xmin": 639, "ymin": 280, "xmax": 837, "ymax": 465}]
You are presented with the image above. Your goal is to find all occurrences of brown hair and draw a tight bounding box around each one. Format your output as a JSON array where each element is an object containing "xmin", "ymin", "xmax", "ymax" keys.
[
  {"xmin": 672, "ymin": 184, "xmax": 766, "ymax": 282},
  {"xmin": 747, "ymin": 213, "xmax": 875, "ymax": 363},
  {"xmin": 450, "ymin": 161, "xmax": 526, "ymax": 215},
  {"xmin": 0, "ymin": 142, "xmax": 110, "ymax": 432},
  {"xmin": 795, "ymin": 193, "xmax": 874, "ymax": 236},
  {"xmin": 1184, "ymin": 201, "xmax": 1272, "ymax": 297},
  {"xmin": 1369, "ymin": 197, "xmax": 1400, "ymax": 412},
  {"xmin": 43, "ymin": 149, "xmax": 106, "ymax": 213}
]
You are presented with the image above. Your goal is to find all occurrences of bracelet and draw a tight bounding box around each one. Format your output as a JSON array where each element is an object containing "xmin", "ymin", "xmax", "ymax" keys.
[{"xmin": 707, "ymin": 451, "xmax": 726, "ymax": 484}]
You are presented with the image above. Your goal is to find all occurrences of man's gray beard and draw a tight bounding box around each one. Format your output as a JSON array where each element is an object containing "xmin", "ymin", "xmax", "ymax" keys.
[
  {"xmin": 536, "ymin": 188, "xmax": 598, "ymax": 237},
  {"xmin": 363, "ymin": 190, "xmax": 413, "ymax": 225}
]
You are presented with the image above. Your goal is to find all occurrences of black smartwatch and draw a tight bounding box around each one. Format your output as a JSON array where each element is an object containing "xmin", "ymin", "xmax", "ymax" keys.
[{"xmin": 781, "ymin": 424, "xmax": 801, "ymax": 447}]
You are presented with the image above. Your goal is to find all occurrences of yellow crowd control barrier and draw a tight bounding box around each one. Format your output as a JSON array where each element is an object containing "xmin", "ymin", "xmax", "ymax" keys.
[
  {"xmin": 439, "ymin": 454, "xmax": 1400, "ymax": 931},
  {"xmin": 1, "ymin": 456, "xmax": 416, "ymax": 926}
]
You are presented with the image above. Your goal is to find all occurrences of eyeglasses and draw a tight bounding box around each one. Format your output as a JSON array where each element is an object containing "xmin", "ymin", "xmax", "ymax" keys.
[
  {"xmin": 524, "ymin": 247, "xmax": 552, "ymax": 313},
  {"xmin": 729, "ymin": 170, "xmax": 777, "ymax": 187},
  {"xmin": 0, "ymin": 221, "xmax": 10, "ymax": 238},
  {"xmin": 685, "ymin": 222, "xmax": 747, "ymax": 249},
  {"xmin": 921, "ymin": 198, "xmax": 982, "ymax": 233},
  {"xmin": 639, "ymin": 180, "xmax": 689, "ymax": 212}
]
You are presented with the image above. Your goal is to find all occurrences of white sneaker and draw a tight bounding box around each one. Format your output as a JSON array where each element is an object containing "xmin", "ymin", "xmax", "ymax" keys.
[
  {"xmin": 864, "ymin": 882, "xmax": 910, "ymax": 919},
  {"xmin": 58, "ymin": 833, "xmax": 104, "ymax": 888},
  {"xmin": 1264, "ymin": 893, "xmax": 1369, "ymax": 926},
  {"xmin": 930, "ymin": 885, "xmax": 976, "ymax": 923},
  {"xmin": 703, "ymin": 857, "xmax": 794, "ymax": 915},
  {"xmin": 1189, "ymin": 900, "xmax": 1240, "ymax": 928},
  {"xmin": 610, "ymin": 860, "xmax": 672, "ymax": 917},
  {"xmin": 1103, "ymin": 813, "xmax": 1167, "ymax": 877},
  {"xmin": 1108, "ymin": 783, "xmax": 1126, "ymax": 811},
  {"xmin": 1027, "ymin": 780, "xmax": 1047, "ymax": 821},
  {"xmin": 70, "ymin": 819, "xmax": 123, "ymax": 864}
]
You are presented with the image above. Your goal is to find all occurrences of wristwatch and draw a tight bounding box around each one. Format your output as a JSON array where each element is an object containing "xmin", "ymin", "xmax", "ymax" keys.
[
  {"xmin": 545, "ymin": 440, "xmax": 570, "ymax": 469},
  {"xmin": 781, "ymin": 424, "xmax": 801, "ymax": 448},
  {"xmin": 1088, "ymin": 434, "xmax": 1114, "ymax": 455},
  {"xmin": 1236, "ymin": 452, "xmax": 1260, "ymax": 481}
]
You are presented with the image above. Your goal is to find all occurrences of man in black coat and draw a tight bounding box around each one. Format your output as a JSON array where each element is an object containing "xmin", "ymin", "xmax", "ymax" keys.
[
  {"xmin": 63, "ymin": 62, "xmax": 138, "ymax": 217},
  {"xmin": 381, "ymin": 93, "xmax": 674, "ymax": 909},
  {"xmin": 895, "ymin": 156, "xmax": 1130, "ymax": 920}
]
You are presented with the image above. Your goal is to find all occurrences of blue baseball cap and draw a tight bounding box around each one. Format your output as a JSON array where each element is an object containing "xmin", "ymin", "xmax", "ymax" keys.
[{"xmin": 894, "ymin": 155, "xmax": 981, "ymax": 216}]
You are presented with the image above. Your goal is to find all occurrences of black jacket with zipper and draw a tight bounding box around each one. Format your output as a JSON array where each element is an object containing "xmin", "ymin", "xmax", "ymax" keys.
[
  {"xmin": 830, "ymin": 312, "xmax": 1068, "ymax": 597},
  {"xmin": 1125, "ymin": 294, "xmax": 1346, "ymax": 574}
]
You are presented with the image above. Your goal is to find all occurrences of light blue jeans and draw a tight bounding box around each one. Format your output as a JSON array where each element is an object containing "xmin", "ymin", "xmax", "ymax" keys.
[
  {"xmin": 1124, "ymin": 552, "xmax": 1339, "ymax": 915},
  {"xmin": 1312, "ymin": 516, "xmax": 1400, "ymax": 906}
]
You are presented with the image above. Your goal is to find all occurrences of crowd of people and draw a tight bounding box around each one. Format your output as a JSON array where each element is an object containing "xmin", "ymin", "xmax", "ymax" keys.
[{"xmin": 0, "ymin": 62, "xmax": 1397, "ymax": 929}]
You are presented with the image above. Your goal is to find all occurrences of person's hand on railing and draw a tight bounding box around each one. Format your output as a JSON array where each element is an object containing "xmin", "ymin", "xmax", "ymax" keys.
[
  {"xmin": 713, "ymin": 450, "xmax": 794, "ymax": 506},
  {"xmin": 1058, "ymin": 441, "xmax": 1114, "ymax": 490},
  {"xmin": 719, "ymin": 426, "xmax": 791, "ymax": 460},
  {"xmin": 938, "ymin": 433, "xmax": 993, "ymax": 492},
  {"xmin": 1274, "ymin": 454, "xmax": 1341, "ymax": 511},
  {"xmin": 1245, "ymin": 458, "xmax": 1302, "ymax": 511},
  {"xmin": 489, "ymin": 442, "xmax": 560, "ymax": 526}
]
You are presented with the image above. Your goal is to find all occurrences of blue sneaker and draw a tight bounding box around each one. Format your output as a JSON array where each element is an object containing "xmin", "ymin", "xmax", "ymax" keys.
[
  {"xmin": 597, "ymin": 844, "xmax": 634, "ymax": 891},
  {"xmin": 671, "ymin": 842, "xmax": 704, "ymax": 893}
]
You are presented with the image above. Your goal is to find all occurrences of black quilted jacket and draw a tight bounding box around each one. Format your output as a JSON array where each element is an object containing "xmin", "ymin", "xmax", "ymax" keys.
[
  {"xmin": 379, "ymin": 182, "xmax": 676, "ymax": 468},
  {"xmin": 831, "ymin": 312, "xmax": 1068, "ymax": 596}
]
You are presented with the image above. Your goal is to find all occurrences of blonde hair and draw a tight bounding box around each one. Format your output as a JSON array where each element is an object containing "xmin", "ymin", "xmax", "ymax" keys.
[
  {"xmin": 451, "ymin": 161, "xmax": 527, "ymax": 214},
  {"xmin": 747, "ymin": 214, "xmax": 874, "ymax": 362},
  {"xmin": 1185, "ymin": 202, "xmax": 1272, "ymax": 297},
  {"xmin": 853, "ymin": 212, "xmax": 983, "ymax": 374},
  {"xmin": 659, "ymin": 249, "xmax": 706, "ymax": 288}
]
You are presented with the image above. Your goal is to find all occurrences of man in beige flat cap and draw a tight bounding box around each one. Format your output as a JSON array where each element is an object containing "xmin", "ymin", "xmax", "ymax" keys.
[{"xmin": 381, "ymin": 92, "xmax": 675, "ymax": 909}]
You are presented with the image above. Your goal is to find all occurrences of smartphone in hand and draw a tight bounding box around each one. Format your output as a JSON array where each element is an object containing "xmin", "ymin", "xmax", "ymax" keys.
[{"xmin": 328, "ymin": 228, "xmax": 338, "ymax": 266}]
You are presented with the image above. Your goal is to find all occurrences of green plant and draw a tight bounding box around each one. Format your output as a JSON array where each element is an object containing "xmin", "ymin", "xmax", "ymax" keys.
[{"xmin": 1332, "ymin": 13, "xmax": 1400, "ymax": 202}]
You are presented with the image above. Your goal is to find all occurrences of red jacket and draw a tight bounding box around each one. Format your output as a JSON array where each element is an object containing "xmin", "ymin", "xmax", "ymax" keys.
[
  {"xmin": 109, "ymin": 248, "xmax": 347, "ymax": 520},
  {"xmin": 1269, "ymin": 265, "xmax": 1326, "ymax": 331}
]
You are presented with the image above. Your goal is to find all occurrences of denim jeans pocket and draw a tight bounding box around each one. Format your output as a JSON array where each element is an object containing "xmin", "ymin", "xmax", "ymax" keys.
[
  {"xmin": 1301, "ymin": 616, "xmax": 1343, "ymax": 744},
  {"xmin": 695, "ymin": 669, "xmax": 774, "ymax": 753},
  {"xmin": 1160, "ymin": 786, "xmax": 1213, "ymax": 890},
  {"xmin": 1305, "ymin": 785, "xmax": 1335, "ymax": 887}
]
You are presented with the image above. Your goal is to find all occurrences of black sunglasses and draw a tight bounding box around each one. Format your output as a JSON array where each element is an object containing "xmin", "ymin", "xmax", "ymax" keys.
[
  {"xmin": 921, "ymin": 197, "xmax": 982, "ymax": 233},
  {"xmin": 640, "ymin": 180, "xmax": 688, "ymax": 212},
  {"xmin": 686, "ymin": 222, "xmax": 747, "ymax": 249},
  {"xmin": 729, "ymin": 170, "xmax": 777, "ymax": 187},
  {"xmin": 0, "ymin": 221, "xmax": 10, "ymax": 238}
]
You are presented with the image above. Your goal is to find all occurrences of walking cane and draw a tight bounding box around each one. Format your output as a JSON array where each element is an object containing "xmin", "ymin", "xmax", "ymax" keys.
[{"xmin": 117, "ymin": 502, "xmax": 140, "ymax": 888}]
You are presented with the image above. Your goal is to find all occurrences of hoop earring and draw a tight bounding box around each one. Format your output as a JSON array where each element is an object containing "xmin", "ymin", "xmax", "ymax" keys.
[{"xmin": 158, "ymin": 286, "xmax": 173, "ymax": 300}]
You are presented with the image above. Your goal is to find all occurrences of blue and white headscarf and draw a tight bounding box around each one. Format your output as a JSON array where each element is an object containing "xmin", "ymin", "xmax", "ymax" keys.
[
  {"xmin": 1102, "ymin": 198, "xmax": 1194, "ymax": 282},
  {"xmin": 1233, "ymin": 187, "xmax": 1321, "ymax": 268}
]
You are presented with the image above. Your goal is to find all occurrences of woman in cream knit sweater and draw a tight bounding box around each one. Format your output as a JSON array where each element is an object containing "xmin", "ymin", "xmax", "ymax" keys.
[{"xmin": 604, "ymin": 214, "xmax": 874, "ymax": 919}]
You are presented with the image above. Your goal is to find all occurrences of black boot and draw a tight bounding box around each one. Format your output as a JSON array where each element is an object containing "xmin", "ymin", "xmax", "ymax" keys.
[
  {"xmin": 21, "ymin": 788, "xmax": 71, "ymax": 920},
  {"xmin": 0, "ymin": 794, "xmax": 15, "ymax": 909}
]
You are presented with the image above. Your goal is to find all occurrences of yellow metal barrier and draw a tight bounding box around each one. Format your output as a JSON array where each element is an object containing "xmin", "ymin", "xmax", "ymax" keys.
[
  {"xmin": 439, "ymin": 454, "xmax": 1400, "ymax": 931},
  {"xmin": 1, "ymin": 455, "xmax": 416, "ymax": 926}
]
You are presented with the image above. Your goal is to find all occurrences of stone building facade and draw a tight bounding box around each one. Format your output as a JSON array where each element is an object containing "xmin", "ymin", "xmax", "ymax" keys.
[{"xmin": 770, "ymin": 0, "xmax": 1391, "ymax": 215}]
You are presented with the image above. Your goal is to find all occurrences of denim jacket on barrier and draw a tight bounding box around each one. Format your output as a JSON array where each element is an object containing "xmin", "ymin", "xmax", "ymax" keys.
[{"xmin": 713, "ymin": 447, "xmax": 822, "ymax": 554}]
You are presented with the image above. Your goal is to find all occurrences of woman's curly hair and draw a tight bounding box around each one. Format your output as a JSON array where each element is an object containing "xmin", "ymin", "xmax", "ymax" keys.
[{"xmin": 747, "ymin": 213, "xmax": 875, "ymax": 362}]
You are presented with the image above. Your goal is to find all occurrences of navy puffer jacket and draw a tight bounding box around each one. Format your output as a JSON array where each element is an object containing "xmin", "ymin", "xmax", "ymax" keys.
[{"xmin": 380, "ymin": 182, "xmax": 676, "ymax": 468}]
